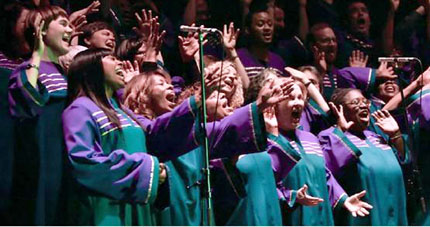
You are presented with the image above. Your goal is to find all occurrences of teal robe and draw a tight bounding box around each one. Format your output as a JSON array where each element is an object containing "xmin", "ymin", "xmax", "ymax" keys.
[{"xmin": 319, "ymin": 127, "xmax": 409, "ymax": 225}]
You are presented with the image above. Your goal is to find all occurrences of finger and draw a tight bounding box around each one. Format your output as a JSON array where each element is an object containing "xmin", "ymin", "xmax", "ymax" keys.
[
  {"xmin": 362, "ymin": 202, "xmax": 373, "ymax": 209},
  {"xmin": 356, "ymin": 190, "xmax": 366, "ymax": 199},
  {"xmin": 148, "ymin": 10, "xmax": 153, "ymax": 21},
  {"xmin": 142, "ymin": 9, "xmax": 148, "ymax": 22},
  {"xmin": 329, "ymin": 102, "xmax": 340, "ymax": 116},
  {"xmin": 135, "ymin": 12, "xmax": 143, "ymax": 23},
  {"xmin": 382, "ymin": 109, "xmax": 392, "ymax": 118},
  {"xmin": 351, "ymin": 211, "xmax": 357, "ymax": 217},
  {"xmin": 364, "ymin": 54, "xmax": 369, "ymax": 64},
  {"xmin": 360, "ymin": 207, "xmax": 370, "ymax": 215},
  {"xmin": 223, "ymin": 24, "xmax": 227, "ymax": 35},
  {"xmin": 39, "ymin": 20, "xmax": 46, "ymax": 36},
  {"xmin": 346, "ymin": 121, "xmax": 354, "ymax": 128},
  {"xmin": 133, "ymin": 60, "xmax": 139, "ymax": 71},
  {"xmin": 357, "ymin": 210, "xmax": 365, "ymax": 217},
  {"xmin": 302, "ymin": 184, "xmax": 308, "ymax": 194}
]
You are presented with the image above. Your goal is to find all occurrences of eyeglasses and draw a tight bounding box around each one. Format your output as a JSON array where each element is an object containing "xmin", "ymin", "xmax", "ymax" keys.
[{"xmin": 344, "ymin": 98, "xmax": 370, "ymax": 106}]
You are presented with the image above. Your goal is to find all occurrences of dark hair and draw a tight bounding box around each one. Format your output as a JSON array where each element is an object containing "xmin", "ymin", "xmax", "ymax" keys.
[
  {"xmin": 0, "ymin": 2, "xmax": 32, "ymax": 59},
  {"xmin": 330, "ymin": 88, "xmax": 360, "ymax": 106},
  {"xmin": 244, "ymin": 2, "xmax": 269, "ymax": 29},
  {"xmin": 24, "ymin": 6, "xmax": 68, "ymax": 52},
  {"xmin": 116, "ymin": 37, "xmax": 143, "ymax": 62},
  {"xmin": 306, "ymin": 22, "xmax": 333, "ymax": 46},
  {"xmin": 67, "ymin": 48, "xmax": 122, "ymax": 128},
  {"xmin": 78, "ymin": 21, "xmax": 115, "ymax": 46}
]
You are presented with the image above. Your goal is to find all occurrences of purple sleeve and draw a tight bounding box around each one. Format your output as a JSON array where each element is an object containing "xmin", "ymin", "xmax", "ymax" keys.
[
  {"xmin": 277, "ymin": 183, "xmax": 298, "ymax": 208},
  {"xmin": 8, "ymin": 66, "xmax": 49, "ymax": 118},
  {"xmin": 62, "ymin": 103, "xmax": 160, "ymax": 204},
  {"xmin": 141, "ymin": 96, "xmax": 200, "ymax": 161},
  {"xmin": 204, "ymin": 102, "xmax": 267, "ymax": 158},
  {"xmin": 326, "ymin": 167, "xmax": 348, "ymax": 208},
  {"xmin": 143, "ymin": 97, "xmax": 267, "ymax": 160},
  {"xmin": 318, "ymin": 127, "xmax": 362, "ymax": 177},
  {"xmin": 337, "ymin": 67, "xmax": 376, "ymax": 94},
  {"xmin": 407, "ymin": 89, "xmax": 430, "ymax": 130}
]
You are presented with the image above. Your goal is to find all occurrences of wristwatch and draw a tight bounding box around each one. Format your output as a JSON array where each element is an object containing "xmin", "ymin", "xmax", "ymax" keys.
[{"xmin": 26, "ymin": 63, "xmax": 39, "ymax": 70}]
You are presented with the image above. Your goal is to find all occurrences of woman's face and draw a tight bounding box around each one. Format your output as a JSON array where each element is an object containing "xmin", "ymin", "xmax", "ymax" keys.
[
  {"xmin": 148, "ymin": 74, "xmax": 176, "ymax": 115},
  {"xmin": 44, "ymin": 16, "xmax": 73, "ymax": 57},
  {"xmin": 102, "ymin": 55, "xmax": 125, "ymax": 91},
  {"xmin": 206, "ymin": 91, "xmax": 233, "ymax": 122},
  {"xmin": 86, "ymin": 29, "xmax": 116, "ymax": 51},
  {"xmin": 376, "ymin": 79, "xmax": 399, "ymax": 103},
  {"xmin": 342, "ymin": 90, "xmax": 371, "ymax": 131},
  {"xmin": 275, "ymin": 82, "xmax": 306, "ymax": 131}
]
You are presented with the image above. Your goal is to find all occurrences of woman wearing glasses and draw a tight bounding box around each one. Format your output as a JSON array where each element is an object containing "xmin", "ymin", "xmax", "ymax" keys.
[{"xmin": 319, "ymin": 88, "xmax": 408, "ymax": 225}]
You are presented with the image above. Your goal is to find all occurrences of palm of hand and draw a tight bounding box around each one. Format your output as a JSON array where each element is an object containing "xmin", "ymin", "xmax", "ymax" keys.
[{"xmin": 375, "ymin": 116, "xmax": 398, "ymax": 134}]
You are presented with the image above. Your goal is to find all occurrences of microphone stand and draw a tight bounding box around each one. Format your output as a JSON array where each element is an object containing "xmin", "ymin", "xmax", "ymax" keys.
[
  {"xmin": 197, "ymin": 30, "xmax": 214, "ymax": 226},
  {"xmin": 392, "ymin": 59, "xmax": 427, "ymax": 218}
]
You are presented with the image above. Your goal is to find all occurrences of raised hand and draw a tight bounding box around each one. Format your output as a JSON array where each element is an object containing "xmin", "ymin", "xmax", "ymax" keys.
[
  {"xmin": 371, "ymin": 110, "xmax": 400, "ymax": 137},
  {"xmin": 344, "ymin": 191, "xmax": 373, "ymax": 217},
  {"xmin": 69, "ymin": 1, "xmax": 100, "ymax": 27},
  {"xmin": 264, "ymin": 107, "xmax": 278, "ymax": 136},
  {"xmin": 33, "ymin": 14, "xmax": 45, "ymax": 55},
  {"xmin": 376, "ymin": 61, "xmax": 397, "ymax": 80},
  {"xmin": 223, "ymin": 22, "xmax": 240, "ymax": 53},
  {"xmin": 296, "ymin": 184, "xmax": 324, "ymax": 206},
  {"xmin": 122, "ymin": 60, "xmax": 140, "ymax": 83},
  {"xmin": 141, "ymin": 21, "xmax": 166, "ymax": 63},
  {"xmin": 329, "ymin": 102, "xmax": 354, "ymax": 132},
  {"xmin": 349, "ymin": 50, "xmax": 369, "ymax": 68},
  {"xmin": 178, "ymin": 24, "xmax": 208, "ymax": 62},
  {"xmin": 284, "ymin": 67, "xmax": 308, "ymax": 84},
  {"xmin": 256, "ymin": 78, "xmax": 295, "ymax": 111},
  {"xmin": 312, "ymin": 46, "xmax": 327, "ymax": 73},
  {"xmin": 133, "ymin": 9, "xmax": 158, "ymax": 40}
]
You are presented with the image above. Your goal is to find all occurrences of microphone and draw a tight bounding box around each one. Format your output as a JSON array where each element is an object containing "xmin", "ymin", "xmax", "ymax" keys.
[
  {"xmin": 378, "ymin": 57, "xmax": 418, "ymax": 63},
  {"xmin": 180, "ymin": 25, "xmax": 220, "ymax": 34}
]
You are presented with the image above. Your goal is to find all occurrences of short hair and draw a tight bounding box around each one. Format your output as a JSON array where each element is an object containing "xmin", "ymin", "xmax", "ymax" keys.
[
  {"xmin": 78, "ymin": 21, "xmax": 115, "ymax": 46},
  {"xmin": 330, "ymin": 88, "xmax": 361, "ymax": 106},
  {"xmin": 306, "ymin": 22, "xmax": 333, "ymax": 46},
  {"xmin": 244, "ymin": 1, "xmax": 269, "ymax": 29},
  {"xmin": 24, "ymin": 6, "xmax": 68, "ymax": 52}
]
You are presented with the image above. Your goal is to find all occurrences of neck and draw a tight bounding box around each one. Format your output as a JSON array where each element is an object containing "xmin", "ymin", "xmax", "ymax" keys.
[
  {"xmin": 105, "ymin": 85, "xmax": 113, "ymax": 99},
  {"xmin": 248, "ymin": 45, "xmax": 269, "ymax": 62},
  {"xmin": 41, "ymin": 47, "xmax": 60, "ymax": 64}
]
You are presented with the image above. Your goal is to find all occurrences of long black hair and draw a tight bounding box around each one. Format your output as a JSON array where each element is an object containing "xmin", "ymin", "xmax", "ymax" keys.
[{"xmin": 67, "ymin": 48, "xmax": 122, "ymax": 128}]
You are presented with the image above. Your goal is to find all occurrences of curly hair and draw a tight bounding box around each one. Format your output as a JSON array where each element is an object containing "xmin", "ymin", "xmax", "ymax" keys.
[
  {"xmin": 123, "ymin": 68, "xmax": 171, "ymax": 119},
  {"xmin": 203, "ymin": 60, "xmax": 244, "ymax": 109}
]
